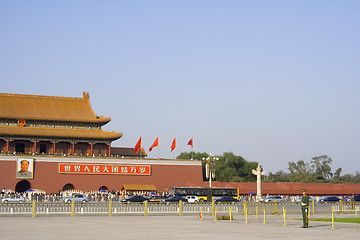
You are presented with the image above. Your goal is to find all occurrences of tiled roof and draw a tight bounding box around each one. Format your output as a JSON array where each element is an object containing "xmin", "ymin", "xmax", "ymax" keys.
[
  {"xmin": 0, "ymin": 92, "xmax": 110, "ymax": 123},
  {"xmin": 0, "ymin": 125, "xmax": 122, "ymax": 140}
]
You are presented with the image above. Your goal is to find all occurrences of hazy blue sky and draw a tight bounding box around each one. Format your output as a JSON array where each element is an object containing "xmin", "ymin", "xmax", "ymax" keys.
[{"xmin": 1, "ymin": 1, "xmax": 359, "ymax": 175}]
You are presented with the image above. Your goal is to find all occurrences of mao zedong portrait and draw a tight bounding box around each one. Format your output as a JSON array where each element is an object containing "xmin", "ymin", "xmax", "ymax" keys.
[{"xmin": 16, "ymin": 159, "xmax": 33, "ymax": 179}]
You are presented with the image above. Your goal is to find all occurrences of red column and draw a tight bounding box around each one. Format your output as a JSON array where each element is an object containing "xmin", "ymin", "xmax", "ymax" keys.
[
  {"xmin": 90, "ymin": 143, "xmax": 93, "ymax": 156},
  {"xmin": 33, "ymin": 141, "xmax": 37, "ymax": 154},
  {"xmin": 6, "ymin": 140, "xmax": 9, "ymax": 152},
  {"xmin": 53, "ymin": 142, "xmax": 56, "ymax": 154},
  {"xmin": 108, "ymin": 143, "xmax": 111, "ymax": 156},
  {"xmin": 72, "ymin": 142, "xmax": 75, "ymax": 155}
]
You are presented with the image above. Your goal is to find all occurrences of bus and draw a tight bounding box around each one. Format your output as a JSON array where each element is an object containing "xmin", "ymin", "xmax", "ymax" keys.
[{"xmin": 169, "ymin": 187, "xmax": 239, "ymax": 202}]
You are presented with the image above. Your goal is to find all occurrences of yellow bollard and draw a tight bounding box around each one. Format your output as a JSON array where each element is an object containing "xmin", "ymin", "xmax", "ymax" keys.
[
  {"xmin": 312, "ymin": 200, "xmax": 315, "ymax": 215},
  {"xmin": 70, "ymin": 200, "xmax": 75, "ymax": 217},
  {"xmin": 229, "ymin": 207, "xmax": 232, "ymax": 222},
  {"xmin": 355, "ymin": 204, "xmax": 358, "ymax": 218},
  {"xmin": 108, "ymin": 200, "xmax": 113, "ymax": 217},
  {"xmin": 256, "ymin": 206, "xmax": 258, "ymax": 219},
  {"xmin": 282, "ymin": 207, "xmax": 287, "ymax": 226},
  {"xmin": 243, "ymin": 201, "xmax": 247, "ymax": 215},
  {"xmin": 178, "ymin": 200, "xmax": 183, "ymax": 216},
  {"xmin": 211, "ymin": 200, "xmax": 215, "ymax": 216},
  {"xmin": 263, "ymin": 209, "xmax": 267, "ymax": 224},
  {"xmin": 214, "ymin": 208, "xmax": 217, "ymax": 221},
  {"xmin": 244, "ymin": 208, "xmax": 249, "ymax": 223},
  {"xmin": 273, "ymin": 201, "xmax": 278, "ymax": 215},
  {"xmin": 144, "ymin": 200, "xmax": 149, "ymax": 216},
  {"xmin": 330, "ymin": 206, "xmax": 336, "ymax": 229},
  {"xmin": 339, "ymin": 201, "xmax": 343, "ymax": 214},
  {"xmin": 31, "ymin": 200, "xmax": 36, "ymax": 218}
]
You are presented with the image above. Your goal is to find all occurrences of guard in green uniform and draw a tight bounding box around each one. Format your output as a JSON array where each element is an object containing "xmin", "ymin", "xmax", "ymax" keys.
[{"xmin": 301, "ymin": 188, "xmax": 310, "ymax": 228}]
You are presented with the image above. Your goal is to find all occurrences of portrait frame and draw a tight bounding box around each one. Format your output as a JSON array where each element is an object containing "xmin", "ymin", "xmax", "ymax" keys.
[{"xmin": 16, "ymin": 158, "xmax": 34, "ymax": 179}]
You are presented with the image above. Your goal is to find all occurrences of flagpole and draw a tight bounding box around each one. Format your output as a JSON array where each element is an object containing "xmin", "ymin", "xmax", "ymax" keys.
[
  {"xmin": 157, "ymin": 136, "xmax": 160, "ymax": 159},
  {"xmin": 191, "ymin": 137, "xmax": 194, "ymax": 160}
]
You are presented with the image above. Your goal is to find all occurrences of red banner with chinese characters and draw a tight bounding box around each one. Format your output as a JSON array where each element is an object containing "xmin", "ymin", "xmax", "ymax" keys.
[{"xmin": 59, "ymin": 163, "xmax": 151, "ymax": 175}]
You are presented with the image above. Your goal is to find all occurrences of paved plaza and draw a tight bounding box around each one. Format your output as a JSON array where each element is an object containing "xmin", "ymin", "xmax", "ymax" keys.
[{"xmin": 0, "ymin": 213, "xmax": 359, "ymax": 239}]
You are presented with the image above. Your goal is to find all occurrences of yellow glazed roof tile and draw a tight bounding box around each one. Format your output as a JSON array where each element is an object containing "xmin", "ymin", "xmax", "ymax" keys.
[
  {"xmin": 0, "ymin": 92, "xmax": 110, "ymax": 123},
  {"xmin": 0, "ymin": 125, "xmax": 122, "ymax": 140}
]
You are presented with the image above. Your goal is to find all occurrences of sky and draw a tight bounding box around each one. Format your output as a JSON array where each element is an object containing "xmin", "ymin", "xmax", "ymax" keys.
[{"xmin": 1, "ymin": 1, "xmax": 359, "ymax": 175}]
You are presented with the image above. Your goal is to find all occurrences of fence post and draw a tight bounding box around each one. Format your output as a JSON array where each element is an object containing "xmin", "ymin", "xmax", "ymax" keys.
[
  {"xmin": 255, "ymin": 206, "xmax": 258, "ymax": 219},
  {"xmin": 263, "ymin": 209, "xmax": 267, "ymax": 224},
  {"xmin": 178, "ymin": 200, "xmax": 183, "ymax": 216},
  {"xmin": 282, "ymin": 207, "xmax": 287, "ymax": 226},
  {"xmin": 211, "ymin": 200, "xmax": 215, "ymax": 216},
  {"xmin": 144, "ymin": 200, "xmax": 149, "ymax": 216},
  {"xmin": 214, "ymin": 208, "xmax": 217, "ymax": 221},
  {"xmin": 330, "ymin": 205, "xmax": 336, "ymax": 229},
  {"xmin": 244, "ymin": 207, "xmax": 249, "ymax": 223},
  {"xmin": 108, "ymin": 200, "xmax": 113, "ymax": 217},
  {"xmin": 355, "ymin": 204, "xmax": 358, "ymax": 218},
  {"xmin": 273, "ymin": 201, "xmax": 278, "ymax": 215},
  {"xmin": 243, "ymin": 201, "xmax": 247, "ymax": 215},
  {"xmin": 229, "ymin": 207, "xmax": 232, "ymax": 222},
  {"xmin": 312, "ymin": 200, "xmax": 315, "ymax": 215},
  {"xmin": 339, "ymin": 201, "xmax": 343, "ymax": 214},
  {"xmin": 31, "ymin": 200, "xmax": 36, "ymax": 218},
  {"xmin": 70, "ymin": 200, "xmax": 75, "ymax": 217}
]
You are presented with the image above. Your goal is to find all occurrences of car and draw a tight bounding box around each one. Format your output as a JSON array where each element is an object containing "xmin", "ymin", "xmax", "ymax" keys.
[
  {"xmin": 260, "ymin": 196, "xmax": 285, "ymax": 203},
  {"xmin": 1, "ymin": 195, "xmax": 27, "ymax": 203},
  {"xmin": 184, "ymin": 195, "xmax": 199, "ymax": 203},
  {"xmin": 347, "ymin": 195, "xmax": 360, "ymax": 202},
  {"xmin": 149, "ymin": 195, "xmax": 167, "ymax": 202},
  {"xmin": 295, "ymin": 196, "xmax": 317, "ymax": 202},
  {"xmin": 318, "ymin": 196, "xmax": 340, "ymax": 203},
  {"xmin": 161, "ymin": 196, "xmax": 188, "ymax": 202},
  {"xmin": 120, "ymin": 195, "xmax": 149, "ymax": 203},
  {"xmin": 213, "ymin": 196, "xmax": 238, "ymax": 202},
  {"xmin": 63, "ymin": 194, "xmax": 89, "ymax": 203}
]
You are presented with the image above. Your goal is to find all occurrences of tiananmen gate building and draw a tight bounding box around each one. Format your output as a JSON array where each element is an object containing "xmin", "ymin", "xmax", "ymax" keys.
[{"xmin": 0, "ymin": 92, "xmax": 203, "ymax": 193}]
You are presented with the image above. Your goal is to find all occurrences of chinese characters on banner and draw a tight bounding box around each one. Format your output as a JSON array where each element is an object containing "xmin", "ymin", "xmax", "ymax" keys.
[{"xmin": 59, "ymin": 163, "xmax": 151, "ymax": 175}]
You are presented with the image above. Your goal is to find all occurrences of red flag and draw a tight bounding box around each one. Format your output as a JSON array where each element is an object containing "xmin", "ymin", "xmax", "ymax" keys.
[
  {"xmin": 187, "ymin": 137, "xmax": 193, "ymax": 149},
  {"xmin": 149, "ymin": 137, "xmax": 159, "ymax": 152},
  {"xmin": 170, "ymin": 137, "xmax": 176, "ymax": 152},
  {"xmin": 134, "ymin": 137, "xmax": 142, "ymax": 153}
]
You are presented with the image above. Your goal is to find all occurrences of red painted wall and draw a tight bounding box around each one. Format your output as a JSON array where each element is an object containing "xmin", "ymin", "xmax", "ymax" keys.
[{"xmin": 0, "ymin": 156, "xmax": 204, "ymax": 193}]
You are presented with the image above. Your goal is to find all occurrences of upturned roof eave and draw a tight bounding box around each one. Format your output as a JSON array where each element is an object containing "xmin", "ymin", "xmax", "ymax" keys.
[
  {"xmin": 0, "ymin": 115, "xmax": 111, "ymax": 124},
  {"xmin": 0, "ymin": 125, "xmax": 123, "ymax": 140}
]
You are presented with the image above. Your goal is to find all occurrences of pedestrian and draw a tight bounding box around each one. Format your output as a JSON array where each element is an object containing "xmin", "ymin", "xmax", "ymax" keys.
[{"xmin": 301, "ymin": 188, "xmax": 310, "ymax": 228}]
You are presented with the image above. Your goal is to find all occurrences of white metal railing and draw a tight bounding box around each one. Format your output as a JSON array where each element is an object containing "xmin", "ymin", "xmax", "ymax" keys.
[{"xmin": 1, "ymin": 201, "xmax": 359, "ymax": 216}]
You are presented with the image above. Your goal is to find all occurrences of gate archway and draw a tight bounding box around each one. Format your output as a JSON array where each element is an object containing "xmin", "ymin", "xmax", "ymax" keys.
[
  {"xmin": 62, "ymin": 183, "xmax": 75, "ymax": 191},
  {"xmin": 15, "ymin": 180, "xmax": 31, "ymax": 192}
]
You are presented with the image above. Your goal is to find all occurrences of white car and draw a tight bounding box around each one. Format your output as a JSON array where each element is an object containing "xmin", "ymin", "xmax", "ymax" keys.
[
  {"xmin": 1, "ymin": 195, "xmax": 27, "ymax": 202},
  {"xmin": 261, "ymin": 196, "xmax": 285, "ymax": 202},
  {"xmin": 185, "ymin": 195, "xmax": 199, "ymax": 203}
]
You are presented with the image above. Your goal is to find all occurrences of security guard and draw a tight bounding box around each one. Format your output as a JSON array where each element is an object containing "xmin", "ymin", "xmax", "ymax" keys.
[{"xmin": 301, "ymin": 188, "xmax": 310, "ymax": 228}]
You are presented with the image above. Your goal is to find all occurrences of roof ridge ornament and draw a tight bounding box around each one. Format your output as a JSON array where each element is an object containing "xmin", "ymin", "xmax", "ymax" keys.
[{"xmin": 83, "ymin": 92, "xmax": 90, "ymax": 100}]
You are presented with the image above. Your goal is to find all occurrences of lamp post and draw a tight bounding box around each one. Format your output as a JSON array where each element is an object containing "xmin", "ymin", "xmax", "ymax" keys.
[{"xmin": 203, "ymin": 153, "xmax": 219, "ymax": 188}]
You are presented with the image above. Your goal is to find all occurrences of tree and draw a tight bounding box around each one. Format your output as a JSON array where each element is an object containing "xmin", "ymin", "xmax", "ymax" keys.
[
  {"xmin": 177, "ymin": 151, "xmax": 257, "ymax": 182},
  {"xmin": 288, "ymin": 160, "xmax": 311, "ymax": 182},
  {"xmin": 310, "ymin": 155, "xmax": 333, "ymax": 181}
]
